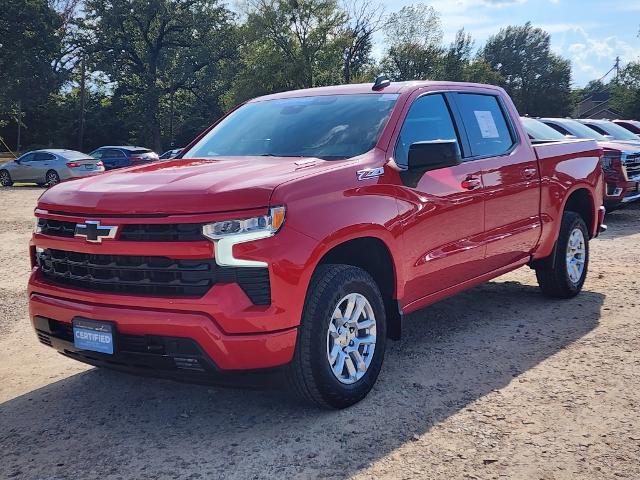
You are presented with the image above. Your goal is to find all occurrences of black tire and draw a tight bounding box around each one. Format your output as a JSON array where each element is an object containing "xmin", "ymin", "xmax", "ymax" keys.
[
  {"xmin": 0, "ymin": 170, "xmax": 13, "ymax": 186},
  {"xmin": 45, "ymin": 170, "xmax": 60, "ymax": 187},
  {"xmin": 286, "ymin": 264, "xmax": 387, "ymax": 409},
  {"xmin": 535, "ymin": 211, "xmax": 589, "ymax": 298}
]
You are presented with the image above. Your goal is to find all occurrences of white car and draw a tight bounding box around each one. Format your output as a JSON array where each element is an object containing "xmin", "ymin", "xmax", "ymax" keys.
[{"xmin": 0, "ymin": 149, "xmax": 105, "ymax": 187}]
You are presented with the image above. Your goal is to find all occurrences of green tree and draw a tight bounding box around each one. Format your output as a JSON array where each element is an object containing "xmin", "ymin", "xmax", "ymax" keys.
[
  {"xmin": 479, "ymin": 22, "xmax": 571, "ymax": 116},
  {"xmin": 611, "ymin": 62, "xmax": 640, "ymax": 119},
  {"xmin": 84, "ymin": 0, "xmax": 238, "ymax": 152},
  {"xmin": 0, "ymin": 0, "xmax": 63, "ymax": 148},
  {"xmin": 380, "ymin": 3, "xmax": 443, "ymax": 81}
]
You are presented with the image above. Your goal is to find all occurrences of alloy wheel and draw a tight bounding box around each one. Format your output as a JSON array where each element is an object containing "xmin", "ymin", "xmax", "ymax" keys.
[
  {"xmin": 326, "ymin": 293, "xmax": 377, "ymax": 384},
  {"xmin": 566, "ymin": 227, "xmax": 586, "ymax": 284}
]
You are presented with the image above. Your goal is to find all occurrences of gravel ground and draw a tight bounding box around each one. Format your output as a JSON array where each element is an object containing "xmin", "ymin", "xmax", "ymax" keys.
[{"xmin": 0, "ymin": 187, "xmax": 639, "ymax": 480}]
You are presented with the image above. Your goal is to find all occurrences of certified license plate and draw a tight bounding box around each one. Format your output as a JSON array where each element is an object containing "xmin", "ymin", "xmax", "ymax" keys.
[{"xmin": 73, "ymin": 318, "xmax": 114, "ymax": 354}]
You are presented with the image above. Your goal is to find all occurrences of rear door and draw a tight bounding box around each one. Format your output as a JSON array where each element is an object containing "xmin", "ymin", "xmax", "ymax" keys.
[
  {"xmin": 453, "ymin": 92, "xmax": 541, "ymax": 270},
  {"xmin": 32, "ymin": 152, "xmax": 56, "ymax": 182},
  {"xmin": 394, "ymin": 92, "xmax": 487, "ymax": 304},
  {"xmin": 102, "ymin": 149, "xmax": 128, "ymax": 169}
]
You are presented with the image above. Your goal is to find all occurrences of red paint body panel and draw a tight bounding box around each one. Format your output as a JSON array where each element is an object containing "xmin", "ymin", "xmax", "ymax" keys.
[{"xmin": 28, "ymin": 81, "xmax": 604, "ymax": 373}]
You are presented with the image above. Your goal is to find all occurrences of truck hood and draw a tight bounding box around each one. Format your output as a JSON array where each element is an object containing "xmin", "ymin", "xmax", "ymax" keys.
[
  {"xmin": 38, "ymin": 157, "xmax": 334, "ymax": 215},
  {"xmin": 598, "ymin": 141, "xmax": 640, "ymax": 154}
]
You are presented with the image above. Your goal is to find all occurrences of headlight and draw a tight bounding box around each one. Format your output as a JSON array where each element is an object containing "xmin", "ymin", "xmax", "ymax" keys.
[
  {"xmin": 34, "ymin": 218, "xmax": 42, "ymax": 234},
  {"xmin": 202, "ymin": 206, "xmax": 286, "ymax": 239},
  {"xmin": 202, "ymin": 206, "xmax": 286, "ymax": 267}
]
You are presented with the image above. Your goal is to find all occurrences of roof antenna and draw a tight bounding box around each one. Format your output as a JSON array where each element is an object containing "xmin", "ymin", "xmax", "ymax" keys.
[{"xmin": 372, "ymin": 75, "xmax": 391, "ymax": 91}]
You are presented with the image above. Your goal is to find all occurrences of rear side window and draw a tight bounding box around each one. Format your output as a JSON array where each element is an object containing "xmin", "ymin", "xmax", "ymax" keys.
[
  {"xmin": 106, "ymin": 149, "xmax": 126, "ymax": 158},
  {"xmin": 395, "ymin": 94, "xmax": 459, "ymax": 166},
  {"xmin": 457, "ymin": 94, "xmax": 515, "ymax": 157}
]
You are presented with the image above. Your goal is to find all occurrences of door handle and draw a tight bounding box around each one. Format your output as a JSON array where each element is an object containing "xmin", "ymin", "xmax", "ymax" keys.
[
  {"xmin": 522, "ymin": 167, "xmax": 537, "ymax": 179},
  {"xmin": 461, "ymin": 176, "xmax": 482, "ymax": 190}
]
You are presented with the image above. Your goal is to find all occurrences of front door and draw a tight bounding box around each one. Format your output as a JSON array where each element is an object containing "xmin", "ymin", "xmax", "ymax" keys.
[{"xmin": 394, "ymin": 93, "xmax": 486, "ymax": 306}]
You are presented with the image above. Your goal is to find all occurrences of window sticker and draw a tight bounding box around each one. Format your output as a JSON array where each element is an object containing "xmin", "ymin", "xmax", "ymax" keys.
[{"xmin": 474, "ymin": 110, "xmax": 500, "ymax": 139}]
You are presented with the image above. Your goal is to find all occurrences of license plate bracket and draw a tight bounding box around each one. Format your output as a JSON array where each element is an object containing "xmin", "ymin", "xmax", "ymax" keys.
[{"xmin": 73, "ymin": 318, "xmax": 115, "ymax": 354}]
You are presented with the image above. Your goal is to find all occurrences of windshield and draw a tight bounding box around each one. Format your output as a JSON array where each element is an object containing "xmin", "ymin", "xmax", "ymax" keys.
[
  {"xmin": 596, "ymin": 122, "xmax": 640, "ymax": 141},
  {"xmin": 521, "ymin": 117, "xmax": 565, "ymax": 141},
  {"xmin": 560, "ymin": 120, "xmax": 609, "ymax": 141},
  {"xmin": 184, "ymin": 94, "xmax": 399, "ymax": 160}
]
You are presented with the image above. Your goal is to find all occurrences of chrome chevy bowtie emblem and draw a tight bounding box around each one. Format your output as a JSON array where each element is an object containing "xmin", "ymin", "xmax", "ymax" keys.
[{"xmin": 74, "ymin": 220, "xmax": 118, "ymax": 243}]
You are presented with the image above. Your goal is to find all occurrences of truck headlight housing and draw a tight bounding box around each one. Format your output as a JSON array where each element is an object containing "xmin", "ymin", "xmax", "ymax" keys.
[{"xmin": 202, "ymin": 206, "xmax": 286, "ymax": 267}]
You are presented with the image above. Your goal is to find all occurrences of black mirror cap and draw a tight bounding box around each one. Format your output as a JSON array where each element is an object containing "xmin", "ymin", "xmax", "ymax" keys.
[{"xmin": 407, "ymin": 140, "xmax": 461, "ymax": 171}]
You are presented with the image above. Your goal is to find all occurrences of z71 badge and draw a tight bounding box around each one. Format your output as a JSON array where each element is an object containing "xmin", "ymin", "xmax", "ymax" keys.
[{"xmin": 356, "ymin": 167, "xmax": 384, "ymax": 181}]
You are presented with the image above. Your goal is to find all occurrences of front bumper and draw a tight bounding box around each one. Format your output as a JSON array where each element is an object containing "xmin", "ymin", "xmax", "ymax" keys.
[
  {"xmin": 604, "ymin": 176, "xmax": 640, "ymax": 206},
  {"xmin": 29, "ymin": 285, "xmax": 298, "ymax": 372}
]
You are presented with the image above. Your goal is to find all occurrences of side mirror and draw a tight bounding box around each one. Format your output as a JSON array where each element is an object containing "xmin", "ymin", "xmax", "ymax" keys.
[
  {"xmin": 14, "ymin": 159, "xmax": 21, "ymax": 164},
  {"xmin": 408, "ymin": 140, "xmax": 461, "ymax": 171}
]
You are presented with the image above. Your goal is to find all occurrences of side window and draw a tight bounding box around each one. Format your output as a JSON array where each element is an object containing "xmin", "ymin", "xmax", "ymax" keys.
[
  {"xmin": 395, "ymin": 94, "xmax": 459, "ymax": 166},
  {"xmin": 34, "ymin": 152, "xmax": 55, "ymax": 161},
  {"xmin": 19, "ymin": 153, "xmax": 35, "ymax": 162},
  {"xmin": 545, "ymin": 122, "xmax": 571, "ymax": 136},
  {"xmin": 109, "ymin": 149, "xmax": 127, "ymax": 159},
  {"xmin": 90, "ymin": 150, "xmax": 103, "ymax": 159},
  {"xmin": 456, "ymin": 94, "xmax": 515, "ymax": 157},
  {"xmin": 585, "ymin": 124, "xmax": 608, "ymax": 136}
]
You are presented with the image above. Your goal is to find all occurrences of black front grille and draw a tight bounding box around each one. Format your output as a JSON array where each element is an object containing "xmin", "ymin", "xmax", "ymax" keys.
[
  {"xmin": 38, "ymin": 249, "xmax": 216, "ymax": 296},
  {"xmin": 37, "ymin": 218, "xmax": 205, "ymax": 242},
  {"xmin": 120, "ymin": 223, "xmax": 205, "ymax": 241},
  {"xmin": 37, "ymin": 219, "xmax": 76, "ymax": 237},
  {"xmin": 36, "ymin": 249, "xmax": 271, "ymax": 303}
]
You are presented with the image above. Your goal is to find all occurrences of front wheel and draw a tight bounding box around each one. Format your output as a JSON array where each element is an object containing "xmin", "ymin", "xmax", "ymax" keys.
[
  {"xmin": 535, "ymin": 211, "xmax": 589, "ymax": 298},
  {"xmin": 286, "ymin": 264, "xmax": 386, "ymax": 409},
  {"xmin": 45, "ymin": 170, "xmax": 60, "ymax": 187}
]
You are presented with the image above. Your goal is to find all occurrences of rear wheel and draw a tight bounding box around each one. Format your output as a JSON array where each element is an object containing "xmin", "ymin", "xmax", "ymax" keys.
[
  {"xmin": 0, "ymin": 170, "xmax": 12, "ymax": 186},
  {"xmin": 45, "ymin": 170, "xmax": 60, "ymax": 187},
  {"xmin": 535, "ymin": 211, "xmax": 589, "ymax": 298},
  {"xmin": 286, "ymin": 264, "xmax": 386, "ymax": 409}
]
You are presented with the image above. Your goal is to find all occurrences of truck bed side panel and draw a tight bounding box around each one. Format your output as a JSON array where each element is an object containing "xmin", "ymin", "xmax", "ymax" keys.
[{"xmin": 532, "ymin": 139, "xmax": 603, "ymax": 259}]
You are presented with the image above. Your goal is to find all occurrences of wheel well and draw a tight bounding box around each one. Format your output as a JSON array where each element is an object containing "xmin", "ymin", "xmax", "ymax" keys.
[
  {"xmin": 318, "ymin": 237, "xmax": 402, "ymax": 340},
  {"xmin": 564, "ymin": 188, "xmax": 594, "ymax": 237}
]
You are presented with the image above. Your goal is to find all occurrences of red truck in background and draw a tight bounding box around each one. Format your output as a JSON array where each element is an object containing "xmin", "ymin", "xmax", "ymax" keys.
[
  {"xmin": 521, "ymin": 117, "xmax": 640, "ymax": 209},
  {"xmin": 29, "ymin": 79, "xmax": 605, "ymax": 408}
]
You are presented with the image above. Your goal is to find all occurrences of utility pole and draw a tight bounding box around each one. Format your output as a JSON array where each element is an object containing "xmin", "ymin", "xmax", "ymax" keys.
[
  {"xmin": 78, "ymin": 55, "xmax": 86, "ymax": 151},
  {"xmin": 614, "ymin": 56, "xmax": 621, "ymax": 82},
  {"xmin": 169, "ymin": 92, "xmax": 175, "ymax": 148}
]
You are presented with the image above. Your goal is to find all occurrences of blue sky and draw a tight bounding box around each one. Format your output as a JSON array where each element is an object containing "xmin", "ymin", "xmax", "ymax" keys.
[{"xmin": 376, "ymin": 0, "xmax": 640, "ymax": 87}]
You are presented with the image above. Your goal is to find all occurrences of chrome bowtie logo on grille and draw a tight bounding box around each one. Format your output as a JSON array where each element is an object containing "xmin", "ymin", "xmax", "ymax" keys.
[{"xmin": 74, "ymin": 220, "xmax": 118, "ymax": 243}]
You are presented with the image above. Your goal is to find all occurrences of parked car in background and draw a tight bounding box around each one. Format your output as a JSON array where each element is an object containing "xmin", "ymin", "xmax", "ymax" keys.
[
  {"xmin": 521, "ymin": 117, "xmax": 569, "ymax": 143},
  {"xmin": 89, "ymin": 146, "xmax": 159, "ymax": 170},
  {"xmin": 539, "ymin": 118, "xmax": 640, "ymax": 209},
  {"xmin": 612, "ymin": 119, "xmax": 640, "ymax": 137},
  {"xmin": 0, "ymin": 149, "xmax": 104, "ymax": 187},
  {"xmin": 159, "ymin": 148, "xmax": 183, "ymax": 159},
  {"xmin": 30, "ymin": 81, "xmax": 605, "ymax": 408},
  {"xmin": 577, "ymin": 119, "xmax": 640, "ymax": 145}
]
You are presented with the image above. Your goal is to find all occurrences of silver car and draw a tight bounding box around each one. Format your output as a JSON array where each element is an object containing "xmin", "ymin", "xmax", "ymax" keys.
[{"xmin": 0, "ymin": 149, "xmax": 105, "ymax": 187}]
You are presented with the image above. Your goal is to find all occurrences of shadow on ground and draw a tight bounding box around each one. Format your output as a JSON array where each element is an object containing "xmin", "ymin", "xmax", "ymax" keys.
[{"xmin": 0, "ymin": 280, "xmax": 604, "ymax": 479}]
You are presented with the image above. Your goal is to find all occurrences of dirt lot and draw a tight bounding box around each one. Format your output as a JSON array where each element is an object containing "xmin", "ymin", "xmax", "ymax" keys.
[{"xmin": 1, "ymin": 187, "xmax": 639, "ymax": 480}]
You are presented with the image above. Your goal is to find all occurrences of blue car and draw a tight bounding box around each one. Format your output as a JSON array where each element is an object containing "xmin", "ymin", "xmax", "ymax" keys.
[{"xmin": 89, "ymin": 146, "xmax": 159, "ymax": 170}]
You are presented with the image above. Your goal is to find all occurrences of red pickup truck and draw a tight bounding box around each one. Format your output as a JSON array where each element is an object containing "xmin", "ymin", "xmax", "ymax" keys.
[{"xmin": 29, "ymin": 80, "xmax": 605, "ymax": 408}]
